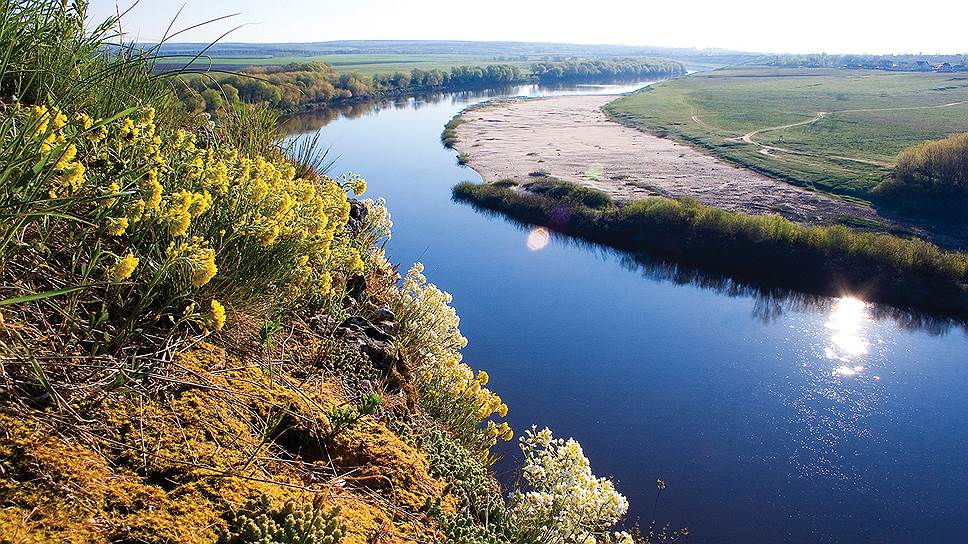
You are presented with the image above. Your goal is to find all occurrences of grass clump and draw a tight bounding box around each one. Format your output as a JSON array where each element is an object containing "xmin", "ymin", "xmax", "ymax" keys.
[
  {"xmin": 454, "ymin": 179, "xmax": 968, "ymax": 317},
  {"xmin": 441, "ymin": 114, "xmax": 464, "ymax": 148}
]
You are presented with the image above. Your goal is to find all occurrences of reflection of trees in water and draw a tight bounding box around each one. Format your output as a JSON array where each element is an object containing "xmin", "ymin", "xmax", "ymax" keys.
[
  {"xmin": 280, "ymin": 86, "xmax": 527, "ymax": 135},
  {"xmin": 280, "ymin": 78, "xmax": 661, "ymax": 135},
  {"xmin": 461, "ymin": 201, "xmax": 965, "ymax": 336}
]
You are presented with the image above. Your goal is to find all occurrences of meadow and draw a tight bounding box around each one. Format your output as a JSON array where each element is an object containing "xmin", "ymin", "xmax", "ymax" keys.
[
  {"xmin": 604, "ymin": 67, "xmax": 968, "ymax": 198},
  {"xmin": 160, "ymin": 53, "xmax": 535, "ymax": 76}
]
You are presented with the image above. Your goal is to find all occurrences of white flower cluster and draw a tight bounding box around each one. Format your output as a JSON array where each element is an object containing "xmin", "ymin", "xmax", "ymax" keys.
[{"xmin": 510, "ymin": 426, "xmax": 633, "ymax": 544}]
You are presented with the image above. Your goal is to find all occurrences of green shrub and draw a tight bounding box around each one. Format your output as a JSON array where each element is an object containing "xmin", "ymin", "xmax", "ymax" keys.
[
  {"xmin": 219, "ymin": 494, "xmax": 345, "ymax": 544},
  {"xmin": 881, "ymin": 132, "xmax": 968, "ymax": 209}
]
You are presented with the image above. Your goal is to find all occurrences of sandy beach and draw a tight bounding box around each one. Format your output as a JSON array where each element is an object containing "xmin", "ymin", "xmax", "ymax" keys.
[{"xmin": 453, "ymin": 95, "xmax": 885, "ymax": 226}]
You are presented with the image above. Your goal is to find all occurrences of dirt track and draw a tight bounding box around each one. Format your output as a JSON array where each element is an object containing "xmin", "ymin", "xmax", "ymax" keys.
[{"xmin": 453, "ymin": 95, "xmax": 888, "ymax": 226}]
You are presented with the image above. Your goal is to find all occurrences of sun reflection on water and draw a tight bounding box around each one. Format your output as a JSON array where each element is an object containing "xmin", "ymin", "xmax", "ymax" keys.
[{"xmin": 824, "ymin": 297, "xmax": 871, "ymax": 367}]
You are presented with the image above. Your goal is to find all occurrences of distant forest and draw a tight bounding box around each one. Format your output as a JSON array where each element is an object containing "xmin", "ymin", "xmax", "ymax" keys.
[
  {"xmin": 766, "ymin": 53, "xmax": 968, "ymax": 72},
  {"xmin": 177, "ymin": 59, "xmax": 685, "ymax": 114}
]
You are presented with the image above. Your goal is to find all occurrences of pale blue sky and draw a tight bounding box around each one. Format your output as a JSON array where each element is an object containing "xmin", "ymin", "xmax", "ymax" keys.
[{"xmin": 88, "ymin": 0, "xmax": 968, "ymax": 54}]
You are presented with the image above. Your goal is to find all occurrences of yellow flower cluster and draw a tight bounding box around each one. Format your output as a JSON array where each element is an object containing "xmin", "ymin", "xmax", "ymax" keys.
[
  {"xmin": 29, "ymin": 105, "xmax": 88, "ymax": 198},
  {"xmin": 20, "ymin": 102, "xmax": 366, "ymax": 337},
  {"xmin": 396, "ymin": 263, "xmax": 511, "ymax": 450},
  {"xmin": 208, "ymin": 299, "xmax": 226, "ymax": 332},
  {"xmin": 167, "ymin": 238, "xmax": 218, "ymax": 288},
  {"xmin": 110, "ymin": 253, "xmax": 139, "ymax": 282}
]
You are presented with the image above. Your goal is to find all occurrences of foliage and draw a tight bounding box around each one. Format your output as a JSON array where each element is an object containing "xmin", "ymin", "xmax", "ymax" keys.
[
  {"xmin": 327, "ymin": 393, "xmax": 382, "ymax": 434},
  {"xmin": 453, "ymin": 180, "xmax": 968, "ymax": 317},
  {"xmin": 397, "ymin": 420, "xmax": 496, "ymax": 516},
  {"xmin": 765, "ymin": 53, "xmax": 968, "ymax": 72},
  {"xmin": 180, "ymin": 59, "xmax": 684, "ymax": 116},
  {"xmin": 219, "ymin": 494, "xmax": 346, "ymax": 544},
  {"xmin": 0, "ymin": 100, "xmax": 370, "ymax": 356},
  {"xmin": 882, "ymin": 132, "xmax": 968, "ymax": 207},
  {"xmin": 508, "ymin": 426, "xmax": 633, "ymax": 544},
  {"xmin": 441, "ymin": 115, "xmax": 464, "ymax": 148},
  {"xmin": 392, "ymin": 263, "xmax": 512, "ymax": 458},
  {"xmin": 531, "ymin": 59, "xmax": 685, "ymax": 82},
  {"xmin": 0, "ymin": 5, "xmax": 643, "ymax": 544}
]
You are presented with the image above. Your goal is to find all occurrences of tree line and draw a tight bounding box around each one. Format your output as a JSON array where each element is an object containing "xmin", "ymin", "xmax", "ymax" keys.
[{"xmin": 177, "ymin": 59, "xmax": 684, "ymax": 115}]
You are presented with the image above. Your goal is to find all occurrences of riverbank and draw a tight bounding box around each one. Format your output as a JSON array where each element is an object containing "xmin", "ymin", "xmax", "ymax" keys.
[
  {"xmin": 453, "ymin": 178, "xmax": 968, "ymax": 319},
  {"xmin": 452, "ymin": 95, "xmax": 893, "ymax": 224}
]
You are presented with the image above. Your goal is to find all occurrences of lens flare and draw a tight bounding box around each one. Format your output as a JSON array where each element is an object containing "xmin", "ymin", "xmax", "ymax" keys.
[{"xmin": 527, "ymin": 226, "xmax": 551, "ymax": 251}]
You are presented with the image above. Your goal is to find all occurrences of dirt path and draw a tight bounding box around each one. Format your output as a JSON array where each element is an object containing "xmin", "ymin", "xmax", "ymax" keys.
[
  {"xmin": 453, "ymin": 95, "xmax": 887, "ymax": 226},
  {"xmin": 700, "ymin": 99, "xmax": 968, "ymax": 164}
]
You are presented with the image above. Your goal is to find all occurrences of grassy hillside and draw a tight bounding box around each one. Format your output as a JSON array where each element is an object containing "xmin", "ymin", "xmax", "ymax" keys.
[
  {"xmin": 0, "ymin": 3, "xmax": 661, "ymax": 544},
  {"xmin": 604, "ymin": 67, "xmax": 968, "ymax": 198}
]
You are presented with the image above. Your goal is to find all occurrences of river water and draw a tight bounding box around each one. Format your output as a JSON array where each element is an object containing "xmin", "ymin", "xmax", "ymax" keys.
[{"xmin": 284, "ymin": 82, "xmax": 968, "ymax": 544}]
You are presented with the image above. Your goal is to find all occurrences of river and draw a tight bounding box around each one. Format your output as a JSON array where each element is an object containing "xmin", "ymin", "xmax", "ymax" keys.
[{"xmin": 284, "ymin": 81, "xmax": 968, "ymax": 544}]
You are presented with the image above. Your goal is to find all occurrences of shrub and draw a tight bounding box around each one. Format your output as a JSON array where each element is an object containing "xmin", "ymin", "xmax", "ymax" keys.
[
  {"xmin": 881, "ymin": 132, "xmax": 968, "ymax": 208},
  {"xmin": 392, "ymin": 263, "xmax": 512, "ymax": 458},
  {"xmin": 0, "ymin": 101, "xmax": 371, "ymax": 355},
  {"xmin": 219, "ymin": 494, "xmax": 346, "ymax": 544},
  {"xmin": 893, "ymin": 132, "xmax": 968, "ymax": 192},
  {"xmin": 453, "ymin": 180, "xmax": 968, "ymax": 316},
  {"xmin": 509, "ymin": 426, "xmax": 634, "ymax": 544}
]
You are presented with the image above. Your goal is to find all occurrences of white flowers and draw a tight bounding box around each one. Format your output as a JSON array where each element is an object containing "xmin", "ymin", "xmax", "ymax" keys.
[{"xmin": 509, "ymin": 426, "xmax": 632, "ymax": 544}]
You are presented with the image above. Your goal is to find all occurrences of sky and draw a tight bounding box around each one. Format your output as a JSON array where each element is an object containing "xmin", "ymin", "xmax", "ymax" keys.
[{"xmin": 87, "ymin": 0, "xmax": 968, "ymax": 55}]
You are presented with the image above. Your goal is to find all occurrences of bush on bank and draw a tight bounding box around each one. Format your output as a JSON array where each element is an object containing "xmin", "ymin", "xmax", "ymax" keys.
[{"xmin": 453, "ymin": 179, "xmax": 968, "ymax": 317}]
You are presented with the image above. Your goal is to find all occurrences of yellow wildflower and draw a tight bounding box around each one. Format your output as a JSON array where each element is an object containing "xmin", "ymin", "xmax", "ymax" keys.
[
  {"xmin": 74, "ymin": 112, "xmax": 93, "ymax": 131},
  {"xmin": 350, "ymin": 177, "xmax": 367, "ymax": 196},
  {"xmin": 188, "ymin": 191, "xmax": 212, "ymax": 217},
  {"xmin": 191, "ymin": 247, "xmax": 217, "ymax": 287},
  {"xmin": 170, "ymin": 211, "xmax": 191, "ymax": 237},
  {"xmin": 146, "ymin": 175, "xmax": 163, "ymax": 212},
  {"xmin": 105, "ymin": 217, "xmax": 129, "ymax": 236},
  {"xmin": 110, "ymin": 253, "xmax": 139, "ymax": 282},
  {"xmin": 54, "ymin": 143, "xmax": 77, "ymax": 170},
  {"xmin": 260, "ymin": 224, "xmax": 280, "ymax": 247},
  {"xmin": 127, "ymin": 199, "xmax": 146, "ymax": 223},
  {"xmin": 120, "ymin": 118, "xmax": 139, "ymax": 141},
  {"xmin": 208, "ymin": 299, "xmax": 226, "ymax": 331}
]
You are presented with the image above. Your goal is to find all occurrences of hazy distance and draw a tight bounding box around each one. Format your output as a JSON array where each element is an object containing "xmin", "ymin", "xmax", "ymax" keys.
[{"xmin": 88, "ymin": 0, "xmax": 967, "ymax": 55}]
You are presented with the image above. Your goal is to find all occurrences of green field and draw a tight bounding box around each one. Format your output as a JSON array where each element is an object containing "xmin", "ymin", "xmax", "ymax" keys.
[
  {"xmin": 604, "ymin": 67, "xmax": 968, "ymax": 198},
  {"xmin": 169, "ymin": 53, "xmax": 535, "ymax": 76}
]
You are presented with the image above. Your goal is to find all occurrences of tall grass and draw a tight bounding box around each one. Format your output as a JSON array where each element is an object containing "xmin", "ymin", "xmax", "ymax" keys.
[
  {"xmin": 454, "ymin": 179, "xmax": 968, "ymax": 317},
  {"xmin": 0, "ymin": 1, "xmax": 377, "ymax": 367}
]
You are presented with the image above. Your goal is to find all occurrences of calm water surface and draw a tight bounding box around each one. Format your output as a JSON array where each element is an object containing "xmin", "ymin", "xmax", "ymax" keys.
[{"xmin": 285, "ymin": 82, "xmax": 968, "ymax": 544}]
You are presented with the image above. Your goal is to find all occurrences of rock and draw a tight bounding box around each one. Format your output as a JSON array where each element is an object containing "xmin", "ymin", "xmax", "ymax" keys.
[
  {"xmin": 335, "ymin": 316, "xmax": 399, "ymax": 378},
  {"xmin": 347, "ymin": 199, "xmax": 368, "ymax": 236}
]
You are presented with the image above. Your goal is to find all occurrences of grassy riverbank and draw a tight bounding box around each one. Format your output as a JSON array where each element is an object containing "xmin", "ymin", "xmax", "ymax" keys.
[
  {"xmin": 453, "ymin": 179, "xmax": 968, "ymax": 318},
  {"xmin": 604, "ymin": 67, "xmax": 968, "ymax": 200}
]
